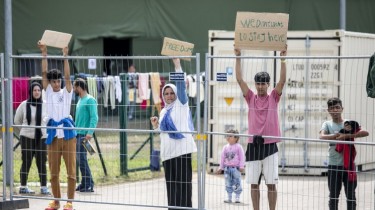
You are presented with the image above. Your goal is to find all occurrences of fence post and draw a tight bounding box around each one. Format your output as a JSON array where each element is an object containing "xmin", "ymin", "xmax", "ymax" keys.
[{"xmin": 119, "ymin": 73, "xmax": 128, "ymax": 176}]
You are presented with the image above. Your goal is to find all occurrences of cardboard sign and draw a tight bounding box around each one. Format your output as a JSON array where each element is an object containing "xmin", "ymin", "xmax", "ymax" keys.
[
  {"xmin": 40, "ymin": 30, "xmax": 72, "ymax": 48},
  {"xmin": 235, "ymin": 12, "xmax": 289, "ymax": 51},
  {"xmin": 161, "ymin": 37, "xmax": 194, "ymax": 61}
]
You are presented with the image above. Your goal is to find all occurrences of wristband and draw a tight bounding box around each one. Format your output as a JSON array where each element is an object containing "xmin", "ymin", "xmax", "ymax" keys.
[{"xmin": 281, "ymin": 59, "xmax": 287, "ymax": 63}]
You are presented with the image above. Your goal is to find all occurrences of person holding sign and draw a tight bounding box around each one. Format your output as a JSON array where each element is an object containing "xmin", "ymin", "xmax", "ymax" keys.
[
  {"xmin": 150, "ymin": 58, "xmax": 197, "ymax": 210},
  {"xmin": 234, "ymin": 46, "xmax": 287, "ymax": 210},
  {"xmin": 38, "ymin": 42, "xmax": 76, "ymax": 210}
]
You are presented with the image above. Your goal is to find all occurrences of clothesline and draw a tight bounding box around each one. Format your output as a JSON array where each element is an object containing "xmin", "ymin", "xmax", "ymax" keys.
[{"xmin": 12, "ymin": 72, "xmax": 205, "ymax": 111}]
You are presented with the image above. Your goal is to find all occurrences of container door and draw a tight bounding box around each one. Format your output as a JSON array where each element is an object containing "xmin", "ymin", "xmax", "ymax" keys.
[{"xmin": 280, "ymin": 38, "xmax": 340, "ymax": 174}]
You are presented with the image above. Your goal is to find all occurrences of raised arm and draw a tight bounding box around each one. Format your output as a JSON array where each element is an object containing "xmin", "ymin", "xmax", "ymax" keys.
[
  {"xmin": 234, "ymin": 48, "xmax": 249, "ymax": 96},
  {"xmin": 173, "ymin": 58, "xmax": 188, "ymax": 104},
  {"xmin": 38, "ymin": 41, "xmax": 48, "ymax": 90},
  {"xmin": 275, "ymin": 47, "xmax": 287, "ymax": 95},
  {"xmin": 63, "ymin": 47, "xmax": 72, "ymax": 92}
]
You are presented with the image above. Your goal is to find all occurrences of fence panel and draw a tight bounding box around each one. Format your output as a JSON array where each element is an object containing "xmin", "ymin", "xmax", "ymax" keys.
[
  {"xmin": 8, "ymin": 54, "xmax": 202, "ymax": 209},
  {"xmin": 1, "ymin": 53, "xmax": 374, "ymax": 209},
  {"xmin": 205, "ymin": 54, "xmax": 375, "ymax": 209}
]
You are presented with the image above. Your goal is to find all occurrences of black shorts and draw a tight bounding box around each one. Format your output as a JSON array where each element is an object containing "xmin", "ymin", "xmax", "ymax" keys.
[{"xmin": 245, "ymin": 143, "xmax": 278, "ymax": 161}]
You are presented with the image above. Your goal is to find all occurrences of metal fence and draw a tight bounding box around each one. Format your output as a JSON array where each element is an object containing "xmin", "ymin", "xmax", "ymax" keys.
[
  {"xmin": 0, "ymin": 53, "xmax": 374, "ymax": 209},
  {"xmin": 204, "ymin": 54, "xmax": 375, "ymax": 210}
]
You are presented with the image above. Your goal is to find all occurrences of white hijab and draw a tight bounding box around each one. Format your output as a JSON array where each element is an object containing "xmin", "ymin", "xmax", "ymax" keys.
[{"xmin": 161, "ymin": 83, "xmax": 177, "ymax": 111}]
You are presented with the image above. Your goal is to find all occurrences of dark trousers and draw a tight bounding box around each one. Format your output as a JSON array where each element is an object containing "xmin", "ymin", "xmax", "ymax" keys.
[
  {"xmin": 163, "ymin": 153, "xmax": 193, "ymax": 210},
  {"xmin": 76, "ymin": 134, "xmax": 94, "ymax": 188},
  {"xmin": 328, "ymin": 165, "xmax": 357, "ymax": 210},
  {"xmin": 20, "ymin": 136, "xmax": 47, "ymax": 186}
]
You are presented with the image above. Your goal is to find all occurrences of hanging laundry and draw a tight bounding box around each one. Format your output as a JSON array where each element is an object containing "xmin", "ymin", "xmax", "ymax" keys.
[
  {"xmin": 138, "ymin": 73, "xmax": 150, "ymax": 100},
  {"xmin": 103, "ymin": 76, "xmax": 116, "ymax": 110},
  {"xmin": 13, "ymin": 77, "xmax": 29, "ymax": 109},
  {"xmin": 150, "ymin": 72, "xmax": 162, "ymax": 104},
  {"xmin": 196, "ymin": 75, "xmax": 205, "ymax": 103},
  {"xmin": 114, "ymin": 76, "xmax": 122, "ymax": 103},
  {"xmin": 87, "ymin": 77, "xmax": 98, "ymax": 99},
  {"xmin": 186, "ymin": 75, "xmax": 197, "ymax": 97}
]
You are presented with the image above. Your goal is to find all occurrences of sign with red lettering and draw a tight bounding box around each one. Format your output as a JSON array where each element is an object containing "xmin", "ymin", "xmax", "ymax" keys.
[
  {"xmin": 235, "ymin": 12, "xmax": 289, "ymax": 51},
  {"xmin": 161, "ymin": 37, "xmax": 194, "ymax": 61}
]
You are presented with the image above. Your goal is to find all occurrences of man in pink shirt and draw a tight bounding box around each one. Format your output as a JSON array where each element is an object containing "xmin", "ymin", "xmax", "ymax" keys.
[{"xmin": 234, "ymin": 46, "xmax": 287, "ymax": 210}]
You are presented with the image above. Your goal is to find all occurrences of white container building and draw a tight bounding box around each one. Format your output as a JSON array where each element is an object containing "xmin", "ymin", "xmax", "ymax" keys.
[{"xmin": 207, "ymin": 29, "xmax": 375, "ymax": 175}]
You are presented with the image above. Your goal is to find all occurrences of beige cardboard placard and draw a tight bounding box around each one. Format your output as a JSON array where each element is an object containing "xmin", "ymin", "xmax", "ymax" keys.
[
  {"xmin": 40, "ymin": 30, "xmax": 72, "ymax": 48},
  {"xmin": 161, "ymin": 37, "xmax": 194, "ymax": 61},
  {"xmin": 235, "ymin": 12, "xmax": 289, "ymax": 51}
]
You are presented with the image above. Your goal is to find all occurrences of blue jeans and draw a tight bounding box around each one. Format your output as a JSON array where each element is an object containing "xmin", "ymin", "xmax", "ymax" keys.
[
  {"xmin": 224, "ymin": 167, "xmax": 242, "ymax": 195},
  {"xmin": 76, "ymin": 134, "xmax": 94, "ymax": 188}
]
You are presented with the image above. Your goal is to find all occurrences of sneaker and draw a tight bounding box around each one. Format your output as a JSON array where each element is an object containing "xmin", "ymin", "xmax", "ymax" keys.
[
  {"xmin": 75, "ymin": 184, "xmax": 83, "ymax": 191},
  {"xmin": 80, "ymin": 186, "xmax": 94, "ymax": 192},
  {"xmin": 40, "ymin": 186, "xmax": 51, "ymax": 195},
  {"xmin": 45, "ymin": 201, "xmax": 60, "ymax": 210},
  {"xmin": 19, "ymin": 187, "xmax": 35, "ymax": 194},
  {"xmin": 224, "ymin": 199, "xmax": 232, "ymax": 203},
  {"xmin": 235, "ymin": 195, "xmax": 240, "ymax": 203},
  {"xmin": 63, "ymin": 202, "xmax": 73, "ymax": 210}
]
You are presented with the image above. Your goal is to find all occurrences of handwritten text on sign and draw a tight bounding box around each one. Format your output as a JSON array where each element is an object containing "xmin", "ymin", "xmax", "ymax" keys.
[
  {"xmin": 235, "ymin": 12, "xmax": 289, "ymax": 51},
  {"xmin": 161, "ymin": 37, "xmax": 194, "ymax": 61}
]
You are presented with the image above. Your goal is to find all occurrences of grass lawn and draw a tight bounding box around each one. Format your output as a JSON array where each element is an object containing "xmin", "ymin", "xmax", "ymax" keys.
[{"xmin": 2, "ymin": 131, "xmax": 198, "ymax": 189}]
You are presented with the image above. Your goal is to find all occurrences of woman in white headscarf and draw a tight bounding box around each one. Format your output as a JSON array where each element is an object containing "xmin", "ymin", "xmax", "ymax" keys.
[{"xmin": 150, "ymin": 58, "xmax": 197, "ymax": 209}]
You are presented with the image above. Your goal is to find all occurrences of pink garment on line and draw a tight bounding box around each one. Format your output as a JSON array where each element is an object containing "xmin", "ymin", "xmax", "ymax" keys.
[
  {"xmin": 138, "ymin": 73, "xmax": 149, "ymax": 100},
  {"xmin": 140, "ymin": 100, "xmax": 147, "ymax": 110},
  {"xmin": 13, "ymin": 77, "xmax": 29, "ymax": 109}
]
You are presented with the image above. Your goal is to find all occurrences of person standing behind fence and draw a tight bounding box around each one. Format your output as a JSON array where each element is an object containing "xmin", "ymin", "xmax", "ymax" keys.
[
  {"xmin": 150, "ymin": 58, "xmax": 197, "ymax": 210},
  {"xmin": 216, "ymin": 129, "xmax": 245, "ymax": 203},
  {"xmin": 127, "ymin": 64, "xmax": 137, "ymax": 120},
  {"xmin": 234, "ymin": 46, "xmax": 287, "ymax": 210},
  {"xmin": 14, "ymin": 81, "xmax": 50, "ymax": 195},
  {"xmin": 38, "ymin": 42, "xmax": 77, "ymax": 210},
  {"xmin": 319, "ymin": 97, "xmax": 369, "ymax": 210},
  {"xmin": 73, "ymin": 78, "xmax": 98, "ymax": 193}
]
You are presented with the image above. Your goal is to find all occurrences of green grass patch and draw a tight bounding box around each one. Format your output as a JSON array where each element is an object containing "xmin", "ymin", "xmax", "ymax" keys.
[{"xmin": 2, "ymin": 132, "xmax": 199, "ymax": 188}]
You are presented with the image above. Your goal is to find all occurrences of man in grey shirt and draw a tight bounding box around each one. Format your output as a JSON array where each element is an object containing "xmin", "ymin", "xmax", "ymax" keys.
[{"xmin": 319, "ymin": 97, "xmax": 369, "ymax": 210}]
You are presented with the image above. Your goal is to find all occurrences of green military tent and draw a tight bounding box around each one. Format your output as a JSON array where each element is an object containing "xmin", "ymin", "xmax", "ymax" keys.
[{"xmin": 1, "ymin": 0, "xmax": 374, "ymax": 59}]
